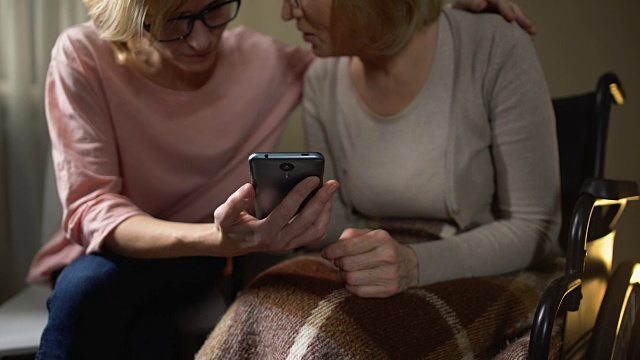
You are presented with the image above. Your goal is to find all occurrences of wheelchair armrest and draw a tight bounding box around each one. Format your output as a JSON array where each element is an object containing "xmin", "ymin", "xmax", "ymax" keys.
[
  {"xmin": 573, "ymin": 178, "xmax": 638, "ymax": 246},
  {"xmin": 580, "ymin": 178, "xmax": 639, "ymax": 201},
  {"xmin": 529, "ymin": 274, "xmax": 582, "ymax": 360}
]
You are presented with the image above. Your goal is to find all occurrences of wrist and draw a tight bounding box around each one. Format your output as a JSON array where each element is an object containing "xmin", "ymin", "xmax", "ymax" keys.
[
  {"xmin": 403, "ymin": 245, "xmax": 420, "ymax": 288},
  {"xmin": 210, "ymin": 222, "xmax": 257, "ymax": 257},
  {"xmin": 173, "ymin": 222, "xmax": 229, "ymax": 257}
]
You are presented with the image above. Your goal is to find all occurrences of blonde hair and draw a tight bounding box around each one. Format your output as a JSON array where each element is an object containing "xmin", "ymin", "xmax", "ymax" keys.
[
  {"xmin": 83, "ymin": 0, "xmax": 188, "ymax": 63},
  {"xmin": 332, "ymin": 0, "xmax": 443, "ymax": 56}
]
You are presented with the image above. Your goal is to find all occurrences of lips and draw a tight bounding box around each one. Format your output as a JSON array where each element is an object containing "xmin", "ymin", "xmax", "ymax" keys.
[
  {"xmin": 297, "ymin": 22, "xmax": 321, "ymax": 45},
  {"xmin": 301, "ymin": 31, "xmax": 321, "ymax": 45}
]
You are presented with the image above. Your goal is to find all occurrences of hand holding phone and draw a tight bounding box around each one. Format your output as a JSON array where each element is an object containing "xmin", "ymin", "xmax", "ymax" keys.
[{"xmin": 249, "ymin": 152, "xmax": 324, "ymax": 219}]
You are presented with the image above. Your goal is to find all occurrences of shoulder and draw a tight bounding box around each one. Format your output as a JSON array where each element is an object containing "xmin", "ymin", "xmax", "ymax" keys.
[
  {"xmin": 303, "ymin": 57, "xmax": 348, "ymax": 117},
  {"xmin": 222, "ymin": 26, "xmax": 314, "ymax": 68},
  {"xmin": 442, "ymin": 7, "xmax": 542, "ymax": 96},
  {"xmin": 442, "ymin": 7, "xmax": 532, "ymax": 54},
  {"xmin": 222, "ymin": 26, "xmax": 274, "ymax": 50},
  {"xmin": 304, "ymin": 57, "xmax": 343, "ymax": 90},
  {"xmin": 51, "ymin": 21, "xmax": 114, "ymax": 71}
]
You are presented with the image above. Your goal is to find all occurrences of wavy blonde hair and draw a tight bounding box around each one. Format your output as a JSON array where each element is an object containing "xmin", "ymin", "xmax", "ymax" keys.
[
  {"xmin": 83, "ymin": 0, "xmax": 188, "ymax": 63},
  {"xmin": 332, "ymin": 0, "xmax": 443, "ymax": 56}
]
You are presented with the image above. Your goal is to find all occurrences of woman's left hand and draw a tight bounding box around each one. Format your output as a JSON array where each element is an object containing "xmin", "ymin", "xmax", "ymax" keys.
[
  {"xmin": 322, "ymin": 228, "xmax": 419, "ymax": 298},
  {"xmin": 452, "ymin": 0, "xmax": 537, "ymax": 36}
]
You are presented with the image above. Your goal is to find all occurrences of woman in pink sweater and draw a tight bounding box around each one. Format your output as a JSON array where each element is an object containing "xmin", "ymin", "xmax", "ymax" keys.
[
  {"xmin": 29, "ymin": 0, "xmax": 534, "ymax": 358},
  {"xmin": 32, "ymin": 0, "xmax": 338, "ymax": 358}
]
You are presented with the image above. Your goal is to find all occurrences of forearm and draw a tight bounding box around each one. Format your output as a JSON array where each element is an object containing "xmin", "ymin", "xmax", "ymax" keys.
[
  {"xmin": 105, "ymin": 215, "xmax": 224, "ymax": 259},
  {"xmin": 409, "ymin": 217, "xmax": 559, "ymax": 286}
]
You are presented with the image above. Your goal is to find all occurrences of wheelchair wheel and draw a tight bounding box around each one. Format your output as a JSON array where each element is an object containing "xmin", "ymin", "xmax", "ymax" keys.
[{"xmin": 587, "ymin": 261, "xmax": 640, "ymax": 360}]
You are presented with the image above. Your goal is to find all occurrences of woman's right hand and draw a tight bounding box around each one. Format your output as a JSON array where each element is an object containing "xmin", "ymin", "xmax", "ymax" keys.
[
  {"xmin": 213, "ymin": 177, "xmax": 339, "ymax": 255},
  {"xmin": 322, "ymin": 228, "xmax": 419, "ymax": 298}
]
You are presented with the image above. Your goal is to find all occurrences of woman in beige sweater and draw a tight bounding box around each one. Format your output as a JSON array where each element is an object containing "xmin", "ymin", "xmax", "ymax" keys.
[{"xmin": 294, "ymin": 0, "xmax": 560, "ymax": 297}]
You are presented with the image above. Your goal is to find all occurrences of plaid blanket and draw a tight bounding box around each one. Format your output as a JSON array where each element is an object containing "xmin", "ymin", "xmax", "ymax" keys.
[{"xmin": 196, "ymin": 254, "xmax": 564, "ymax": 359}]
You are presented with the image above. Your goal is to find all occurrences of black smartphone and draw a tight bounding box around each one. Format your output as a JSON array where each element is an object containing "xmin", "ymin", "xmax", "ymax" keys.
[{"xmin": 249, "ymin": 152, "xmax": 324, "ymax": 219}]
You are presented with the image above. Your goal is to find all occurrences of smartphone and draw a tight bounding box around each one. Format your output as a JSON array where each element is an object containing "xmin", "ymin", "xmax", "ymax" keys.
[{"xmin": 249, "ymin": 152, "xmax": 324, "ymax": 219}]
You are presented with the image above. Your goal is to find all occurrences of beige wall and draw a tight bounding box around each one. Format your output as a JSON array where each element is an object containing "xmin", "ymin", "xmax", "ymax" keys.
[
  {"xmin": 234, "ymin": 1, "xmax": 640, "ymax": 266},
  {"xmin": 233, "ymin": 0, "xmax": 307, "ymax": 152}
]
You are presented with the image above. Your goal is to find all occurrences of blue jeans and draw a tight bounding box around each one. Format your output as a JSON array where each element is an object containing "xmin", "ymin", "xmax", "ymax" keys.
[{"xmin": 36, "ymin": 253, "xmax": 226, "ymax": 360}]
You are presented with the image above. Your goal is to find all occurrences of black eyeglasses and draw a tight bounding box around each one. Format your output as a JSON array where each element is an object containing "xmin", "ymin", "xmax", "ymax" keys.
[{"xmin": 144, "ymin": 0, "xmax": 241, "ymax": 42}]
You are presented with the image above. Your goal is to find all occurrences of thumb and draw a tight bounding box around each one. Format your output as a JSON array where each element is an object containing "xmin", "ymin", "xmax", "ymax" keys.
[
  {"xmin": 339, "ymin": 228, "xmax": 372, "ymax": 241},
  {"xmin": 214, "ymin": 183, "xmax": 254, "ymax": 226}
]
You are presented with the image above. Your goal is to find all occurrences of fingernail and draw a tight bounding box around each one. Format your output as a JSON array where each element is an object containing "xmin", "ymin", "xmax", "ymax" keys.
[{"xmin": 241, "ymin": 184, "xmax": 252, "ymax": 200}]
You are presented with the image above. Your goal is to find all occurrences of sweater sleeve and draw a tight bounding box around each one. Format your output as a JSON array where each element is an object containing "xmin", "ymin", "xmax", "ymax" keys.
[
  {"xmin": 409, "ymin": 19, "xmax": 561, "ymax": 285},
  {"xmin": 46, "ymin": 35, "xmax": 145, "ymax": 254}
]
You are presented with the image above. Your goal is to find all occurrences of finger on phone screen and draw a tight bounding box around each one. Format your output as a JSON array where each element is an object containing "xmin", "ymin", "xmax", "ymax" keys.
[
  {"xmin": 266, "ymin": 176, "xmax": 321, "ymax": 227},
  {"xmin": 282, "ymin": 189, "xmax": 335, "ymax": 249}
]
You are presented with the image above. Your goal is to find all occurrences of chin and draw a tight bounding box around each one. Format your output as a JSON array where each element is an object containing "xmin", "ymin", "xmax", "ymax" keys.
[
  {"xmin": 311, "ymin": 46, "xmax": 334, "ymax": 58},
  {"xmin": 178, "ymin": 56, "xmax": 218, "ymax": 73}
]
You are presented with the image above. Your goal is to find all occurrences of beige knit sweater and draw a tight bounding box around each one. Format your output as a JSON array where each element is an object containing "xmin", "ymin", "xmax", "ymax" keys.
[{"xmin": 303, "ymin": 8, "xmax": 561, "ymax": 286}]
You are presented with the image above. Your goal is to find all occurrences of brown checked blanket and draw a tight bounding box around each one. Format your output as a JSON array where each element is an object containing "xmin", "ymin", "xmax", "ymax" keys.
[{"xmin": 196, "ymin": 254, "xmax": 564, "ymax": 359}]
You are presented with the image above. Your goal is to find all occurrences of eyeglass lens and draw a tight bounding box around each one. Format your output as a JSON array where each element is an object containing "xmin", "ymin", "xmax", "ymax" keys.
[{"xmin": 157, "ymin": 0, "xmax": 240, "ymax": 41}]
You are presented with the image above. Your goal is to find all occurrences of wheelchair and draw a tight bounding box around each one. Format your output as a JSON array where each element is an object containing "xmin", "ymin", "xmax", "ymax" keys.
[{"xmin": 529, "ymin": 73, "xmax": 640, "ymax": 359}]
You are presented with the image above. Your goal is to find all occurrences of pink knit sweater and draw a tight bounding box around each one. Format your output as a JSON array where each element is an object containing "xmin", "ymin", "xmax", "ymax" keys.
[{"xmin": 27, "ymin": 22, "xmax": 313, "ymax": 284}]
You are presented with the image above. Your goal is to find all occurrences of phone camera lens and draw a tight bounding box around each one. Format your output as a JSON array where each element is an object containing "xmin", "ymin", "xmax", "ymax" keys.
[{"xmin": 280, "ymin": 162, "xmax": 294, "ymax": 172}]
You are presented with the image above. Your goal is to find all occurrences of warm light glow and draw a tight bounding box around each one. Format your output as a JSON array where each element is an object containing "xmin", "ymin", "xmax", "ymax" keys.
[
  {"xmin": 594, "ymin": 199, "xmax": 626, "ymax": 207},
  {"xmin": 631, "ymin": 264, "xmax": 640, "ymax": 284},
  {"xmin": 610, "ymin": 83, "xmax": 625, "ymax": 105},
  {"xmin": 613, "ymin": 264, "xmax": 640, "ymax": 348}
]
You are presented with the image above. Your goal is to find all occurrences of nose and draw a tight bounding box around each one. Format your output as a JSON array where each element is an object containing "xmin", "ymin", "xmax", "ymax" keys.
[
  {"xmin": 281, "ymin": 0, "xmax": 302, "ymax": 21},
  {"xmin": 186, "ymin": 20, "xmax": 213, "ymax": 50}
]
